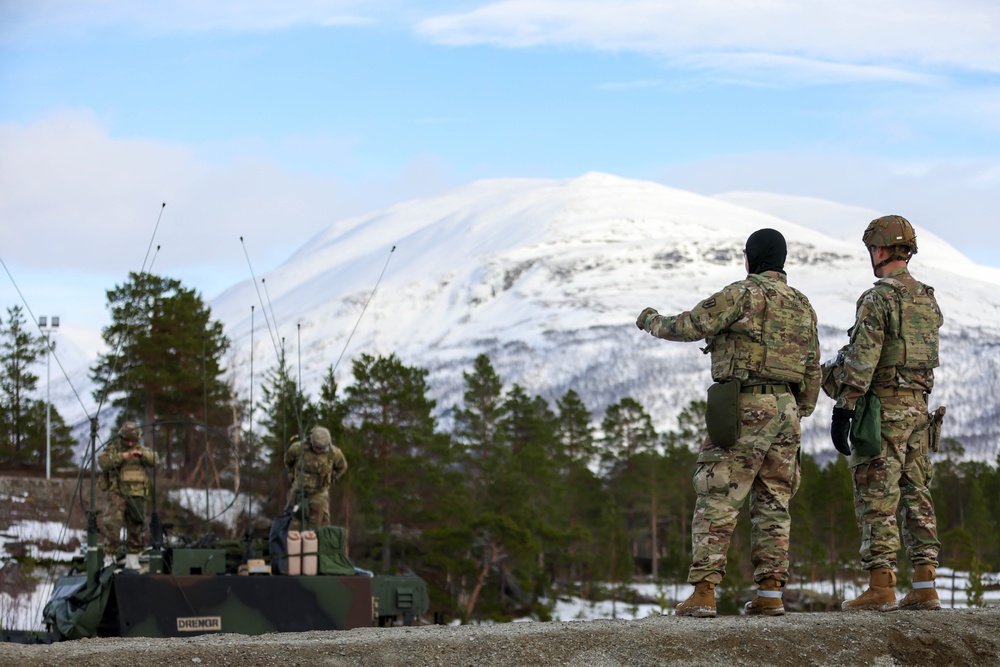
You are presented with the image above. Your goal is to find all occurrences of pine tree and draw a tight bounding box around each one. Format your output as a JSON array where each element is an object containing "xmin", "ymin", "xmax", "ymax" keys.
[
  {"xmin": 345, "ymin": 353, "xmax": 441, "ymax": 571},
  {"xmin": 256, "ymin": 351, "xmax": 317, "ymax": 509},
  {"xmin": 555, "ymin": 389, "xmax": 597, "ymax": 467},
  {"xmin": 20, "ymin": 399, "xmax": 78, "ymax": 471},
  {"xmin": 600, "ymin": 397, "xmax": 658, "ymax": 471},
  {"xmin": 89, "ymin": 272, "xmax": 233, "ymax": 482},
  {"xmin": 554, "ymin": 389, "xmax": 601, "ymax": 582},
  {"xmin": 452, "ymin": 353, "xmax": 506, "ymax": 498},
  {"xmin": 0, "ymin": 305, "xmax": 43, "ymax": 466},
  {"xmin": 600, "ymin": 397, "xmax": 659, "ymax": 578}
]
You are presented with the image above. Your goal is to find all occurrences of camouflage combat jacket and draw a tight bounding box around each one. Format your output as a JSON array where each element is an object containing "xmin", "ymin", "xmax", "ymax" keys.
[
  {"xmin": 285, "ymin": 441, "xmax": 348, "ymax": 494},
  {"xmin": 644, "ymin": 270, "xmax": 821, "ymax": 416},
  {"xmin": 835, "ymin": 266, "xmax": 942, "ymax": 410},
  {"xmin": 98, "ymin": 437, "xmax": 157, "ymax": 496}
]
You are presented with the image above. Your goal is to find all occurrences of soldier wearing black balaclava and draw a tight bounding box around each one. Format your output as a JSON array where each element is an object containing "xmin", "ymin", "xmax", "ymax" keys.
[{"xmin": 636, "ymin": 228, "xmax": 821, "ymax": 618}]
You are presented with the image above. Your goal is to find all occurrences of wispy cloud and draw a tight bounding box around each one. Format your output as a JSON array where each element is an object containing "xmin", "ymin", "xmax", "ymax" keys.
[
  {"xmin": 670, "ymin": 53, "xmax": 944, "ymax": 88},
  {"xmin": 416, "ymin": 0, "xmax": 1000, "ymax": 83}
]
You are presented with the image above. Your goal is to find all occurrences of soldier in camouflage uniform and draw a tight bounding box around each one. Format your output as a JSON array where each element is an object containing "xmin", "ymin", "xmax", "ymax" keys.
[
  {"xmin": 98, "ymin": 422, "xmax": 158, "ymax": 569},
  {"xmin": 637, "ymin": 228, "xmax": 821, "ymax": 618},
  {"xmin": 830, "ymin": 215, "xmax": 944, "ymax": 612},
  {"xmin": 285, "ymin": 426, "xmax": 348, "ymax": 532}
]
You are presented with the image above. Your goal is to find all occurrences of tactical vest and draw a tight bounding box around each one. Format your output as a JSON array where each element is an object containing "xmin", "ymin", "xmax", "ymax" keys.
[
  {"xmin": 708, "ymin": 275, "xmax": 812, "ymax": 384},
  {"xmin": 120, "ymin": 459, "xmax": 147, "ymax": 484},
  {"xmin": 873, "ymin": 274, "xmax": 941, "ymax": 377}
]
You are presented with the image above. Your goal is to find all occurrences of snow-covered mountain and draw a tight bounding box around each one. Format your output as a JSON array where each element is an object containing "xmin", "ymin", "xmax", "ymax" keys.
[{"xmin": 206, "ymin": 172, "xmax": 1000, "ymax": 461}]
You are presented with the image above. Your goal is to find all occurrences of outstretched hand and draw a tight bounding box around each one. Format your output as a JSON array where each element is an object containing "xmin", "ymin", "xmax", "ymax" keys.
[{"xmin": 636, "ymin": 307, "xmax": 658, "ymax": 330}]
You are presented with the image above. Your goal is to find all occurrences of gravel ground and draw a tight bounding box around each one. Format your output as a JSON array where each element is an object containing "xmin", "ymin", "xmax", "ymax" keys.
[{"xmin": 2, "ymin": 607, "xmax": 999, "ymax": 667}]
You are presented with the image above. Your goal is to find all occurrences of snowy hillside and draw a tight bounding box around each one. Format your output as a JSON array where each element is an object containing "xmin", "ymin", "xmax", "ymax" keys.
[{"xmin": 202, "ymin": 173, "xmax": 1000, "ymax": 461}]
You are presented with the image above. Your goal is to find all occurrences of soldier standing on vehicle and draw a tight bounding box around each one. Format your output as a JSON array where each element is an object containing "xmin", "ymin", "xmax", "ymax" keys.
[
  {"xmin": 636, "ymin": 228, "xmax": 821, "ymax": 618},
  {"xmin": 830, "ymin": 215, "xmax": 944, "ymax": 612},
  {"xmin": 98, "ymin": 421, "xmax": 158, "ymax": 570},
  {"xmin": 285, "ymin": 425, "xmax": 348, "ymax": 532}
]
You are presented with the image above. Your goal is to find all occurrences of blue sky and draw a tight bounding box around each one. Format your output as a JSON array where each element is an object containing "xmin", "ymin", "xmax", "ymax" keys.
[{"xmin": 1, "ymin": 0, "xmax": 999, "ymax": 334}]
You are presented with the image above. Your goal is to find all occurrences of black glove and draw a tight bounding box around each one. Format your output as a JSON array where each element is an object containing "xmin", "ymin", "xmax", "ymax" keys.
[
  {"xmin": 636, "ymin": 307, "xmax": 658, "ymax": 330},
  {"xmin": 831, "ymin": 407, "xmax": 854, "ymax": 456}
]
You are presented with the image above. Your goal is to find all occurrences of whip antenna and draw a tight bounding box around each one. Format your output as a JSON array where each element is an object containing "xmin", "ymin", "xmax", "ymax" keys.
[
  {"xmin": 140, "ymin": 203, "xmax": 166, "ymax": 274},
  {"xmin": 0, "ymin": 255, "xmax": 91, "ymax": 417},
  {"xmin": 332, "ymin": 244, "xmax": 395, "ymax": 375},
  {"xmin": 261, "ymin": 277, "xmax": 281, "ymax": 344},
  {"xmin": 239, "ymin": 237, "xmax": 281, "ymax": 363},
  {"xmin": 245, "ymin": 305, "xmax": 256, "ymax": 560}
]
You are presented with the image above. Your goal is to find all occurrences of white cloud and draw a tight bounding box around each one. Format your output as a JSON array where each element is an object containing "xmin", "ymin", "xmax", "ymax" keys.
[
  {"xmin": 668, "ymin": 53, "xmax": 943, "ymax": 88},
  {"xmin": 0, "ymin": 112, "xmax": 456, "ymax": 330},
  {"xmin": 416, "ymin": 0, "xmax": 1000, "ymax": 80},
  {"xmin": 0, "ymin": 112, "xmax": 330, "ymax": 273}
]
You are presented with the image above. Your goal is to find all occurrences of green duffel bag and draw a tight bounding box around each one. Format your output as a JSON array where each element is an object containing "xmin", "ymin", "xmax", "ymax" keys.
[
  {"xmin": 851, "ymin": 392, "xmax": 882, "ymax": 457},
  {"xmin": 705, "ymin": 379, "xmax": 741, "ymax": 449},
  {"xmin": 317, "ymin": 525, "xmax": 357, "ymax": 575}
]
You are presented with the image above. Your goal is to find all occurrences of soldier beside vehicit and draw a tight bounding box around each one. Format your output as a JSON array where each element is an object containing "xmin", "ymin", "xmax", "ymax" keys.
[
  {"xmin": 98, "ymin": 421, "xmax": 159, "ymax": 571},
  {"xmin": 284, "ymin": 425, "xmax": 349, "ymax": 533},
  {"xmin": 98, "ymin": 422, "xmax": 347, "ymax": 571},
  {"xmin": 637, "ymin": 216, "xmax": 945, "ymax": 617}
]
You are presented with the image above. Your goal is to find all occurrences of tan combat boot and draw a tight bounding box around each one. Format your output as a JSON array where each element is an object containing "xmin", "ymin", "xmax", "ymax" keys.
[
  {"xmin": 899, "ymin": 564, "xmax": 941, "ymax": 611},
  {"xmin": 676, "ymin": 582, "xmax": 717, "ymax": 618},
  {"xmin": 744, "ymin": 577, "xmax": 785, "ymax": 616},
  {"xmin": 842, "ymin": 568, "xmax": 898, "ymax": 612}
]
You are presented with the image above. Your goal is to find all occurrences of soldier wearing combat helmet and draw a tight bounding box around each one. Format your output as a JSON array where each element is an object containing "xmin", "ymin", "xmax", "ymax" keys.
[
  {"xmin": 829, "ymin": 215, "xmax": 945, "ymax": 612},
  {"xmin": 98, "ymin": 421, "xmax": 158, "ymax": 570},
  {"xmin": 636, "ymin": 228, "xmax": 821, "ymax": 618},
  {"xmin": 285, "ymin": 425, "xmax": 348, "ymax": 532}
]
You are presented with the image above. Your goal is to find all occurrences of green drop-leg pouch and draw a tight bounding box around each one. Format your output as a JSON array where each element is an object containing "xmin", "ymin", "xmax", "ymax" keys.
[
  {"xmin": 705, "ymin": 379, "xmax": 741, "ymax": 449},
  {"xmin": 850, "ymin": 393, "xmax": 882, "ymax": 457},
  {"xmin": 928, "ymin": 406, "xmax": 946, "ymax": 453}
]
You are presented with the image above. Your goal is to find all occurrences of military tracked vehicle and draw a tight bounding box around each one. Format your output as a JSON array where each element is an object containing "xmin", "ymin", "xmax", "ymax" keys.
[{"xmin": 38, "ymin": 531, "xmax": 429, "ymax": 641}]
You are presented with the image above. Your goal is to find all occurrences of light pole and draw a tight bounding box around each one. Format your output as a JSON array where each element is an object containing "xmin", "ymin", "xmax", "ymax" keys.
[{"xmin": 39, "ymin": 316, "xmax": 59, "ymax": 480}]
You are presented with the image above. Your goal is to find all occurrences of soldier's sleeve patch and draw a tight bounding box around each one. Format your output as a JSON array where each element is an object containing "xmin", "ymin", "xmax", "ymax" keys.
[{"xmin": 701, "ymin": 298, "xmax": 716, "ymax": 310}]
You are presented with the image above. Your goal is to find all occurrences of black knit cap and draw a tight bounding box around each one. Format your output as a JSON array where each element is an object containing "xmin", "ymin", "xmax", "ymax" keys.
[{"xmin": 745, "ymin": 228, "xmax": 787, "ymax": 275}]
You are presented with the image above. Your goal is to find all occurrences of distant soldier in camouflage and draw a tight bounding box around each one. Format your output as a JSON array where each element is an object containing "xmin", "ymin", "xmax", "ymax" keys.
[
  {"xmin": 285, "ymin": 426, "xmax": 348, "ymax": 532},
  {"xmin": 830, "ymin": 215, "xmax": 944, "ymax": 612},
  {"xmin": 98, "ymin": 421, "xmax": 158, "ymax": 570},
  {"xmin": 637, "ymin": 228, "xmax": 821, "ymax": 617}
]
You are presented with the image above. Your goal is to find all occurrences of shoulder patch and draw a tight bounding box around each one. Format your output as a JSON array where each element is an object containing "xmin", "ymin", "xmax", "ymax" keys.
[{"xmin": 701, "ymin": 298, "xmax": 716, "ymax": 310}]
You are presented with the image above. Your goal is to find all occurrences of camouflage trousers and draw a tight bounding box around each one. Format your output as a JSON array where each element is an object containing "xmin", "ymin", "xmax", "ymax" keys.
[
  {"xmin": 850, "ymin": 395, "xmax": 940, "ymax": 571},
  {"xmin": 103, "ymin": 493, "xmax": 146, "ymax": 555},
  {"xmin": 288, "ymin": 488, "xmax": 330, "ymax": 533},
  {"xmin": 688, "ymin": 391, "xmax": 802, "ymax": 586}
]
